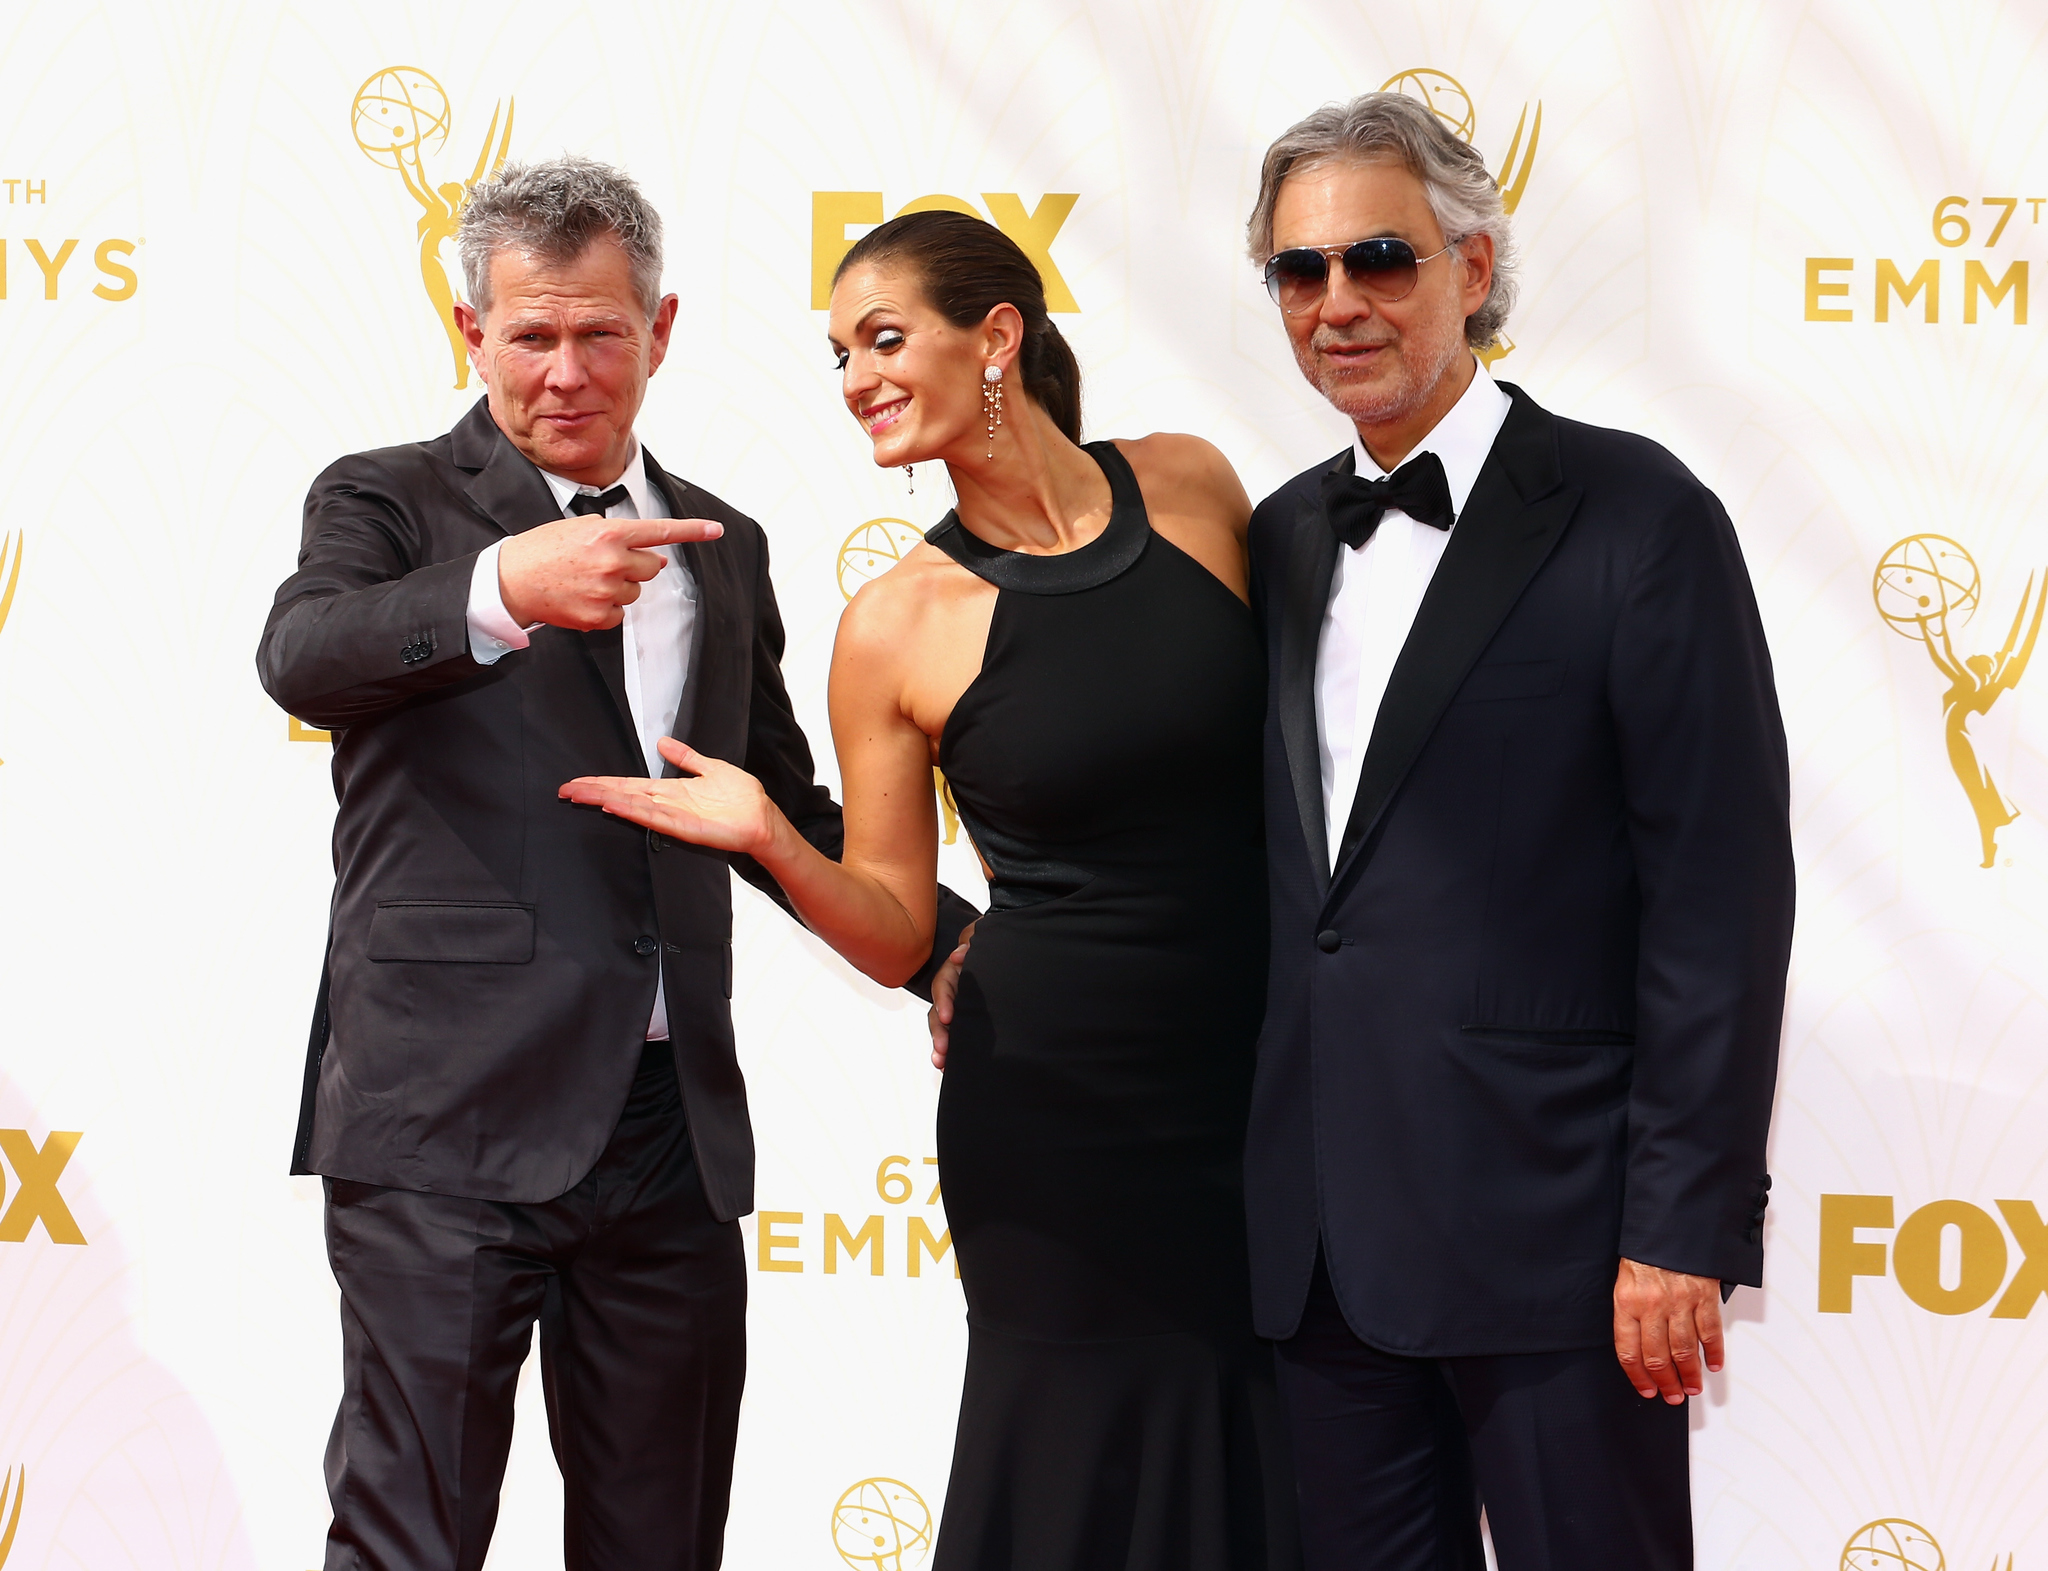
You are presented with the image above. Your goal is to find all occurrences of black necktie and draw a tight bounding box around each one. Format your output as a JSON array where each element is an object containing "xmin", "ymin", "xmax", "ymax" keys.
[
  {"xmin": 569, "ymin": 484, "xmax": 629, "ymax": 517},
  {"xmin": 1321, "ymin": 451, "xmax": 1454, "ymax": 550}
]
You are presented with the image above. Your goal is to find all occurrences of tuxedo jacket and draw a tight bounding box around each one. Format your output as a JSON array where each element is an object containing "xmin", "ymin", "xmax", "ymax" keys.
[
  {"xmin": 258, "ymin": 398, "xmax": 974, "ymax": 1219},
  {"xmin": 1245, "ymin": 382, "xmax": 1794, "ymax": 1356}
]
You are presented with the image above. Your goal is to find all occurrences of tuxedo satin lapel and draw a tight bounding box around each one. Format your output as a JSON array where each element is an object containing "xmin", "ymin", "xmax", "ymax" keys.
[
  {"xmin": 1330, "ymin": 386, "xmax": 1579, "ymax": 889},
  {"xmin": 1279, "ymin": 449, "xmax": 1351, "ymax": 885},
  {"xmin": 647, "ymin": 454, "xmax": 741, "ymax": 770},
  {"xmin": 451, "ymin": 398, "xmax": 563, "ymax": 536}
]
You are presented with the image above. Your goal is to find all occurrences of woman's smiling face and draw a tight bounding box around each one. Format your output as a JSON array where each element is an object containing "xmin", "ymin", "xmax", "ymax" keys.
[{"xmin": 828, "ymin": 261, "xmax": 987, "ymax": 469}]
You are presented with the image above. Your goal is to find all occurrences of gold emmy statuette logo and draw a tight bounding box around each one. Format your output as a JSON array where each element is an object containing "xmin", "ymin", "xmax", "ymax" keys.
[
  {"xmin": 1875, "ymin": 534, "xmax": 2047, "ymax": 867},
  {"xmin": 832, "ymin": 1477, "xmax": 933, "ymax": 1571},
  {"xmin": 0, "ymin": 531, "xmax": 20, "ymax": 766},
  {"xmin": 351, "ymin": 66, "xmax": 514, "ymax": 389},
  {"xmin": 1381, "ymin": 68, "xmax": 1540, "ymax": 370},
  {"xmin": 837, "ymin": 518, "xmax": 962, "ymax": 845}
]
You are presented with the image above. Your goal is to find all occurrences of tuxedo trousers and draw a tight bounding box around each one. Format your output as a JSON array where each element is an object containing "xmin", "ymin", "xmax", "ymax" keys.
[
  {"xmin": 1272, "ymin": 1253, "xmax": 1691, "ymax": 1571},
  {"xmin": 321, "ymin": 1043, "xmax": 747, "ymax": 1571}
]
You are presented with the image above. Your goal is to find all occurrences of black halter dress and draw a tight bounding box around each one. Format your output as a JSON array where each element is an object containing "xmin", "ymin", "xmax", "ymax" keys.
[{"xmin": 925, "ymin": 442, "xmax": 1298, "ymax": 1570}]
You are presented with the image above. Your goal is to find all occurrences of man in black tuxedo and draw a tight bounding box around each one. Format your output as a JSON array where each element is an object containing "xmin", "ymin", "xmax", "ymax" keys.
[
  {"xmin": 1240, "ymin": 95, "xmax": 1794, "ymax": 1567},
  {"xmin": 259, "ymin": 157, "xmax": 972, "ymax": 1571}
]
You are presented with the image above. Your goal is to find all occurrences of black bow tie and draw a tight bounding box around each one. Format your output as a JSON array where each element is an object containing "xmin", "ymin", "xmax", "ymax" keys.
[
  {"xmin": 569, "ymin": 484, "xmax": 630, "ymax": 517},
  {"xmin": 1321, "ymin": 451, "xmax": 1454, "ymax": 550}
]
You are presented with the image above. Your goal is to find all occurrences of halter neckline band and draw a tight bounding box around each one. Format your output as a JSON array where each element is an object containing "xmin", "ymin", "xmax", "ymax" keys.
[{"xmin": 923, "ymin": 441, "xmax": 1150, "ymax": 595}]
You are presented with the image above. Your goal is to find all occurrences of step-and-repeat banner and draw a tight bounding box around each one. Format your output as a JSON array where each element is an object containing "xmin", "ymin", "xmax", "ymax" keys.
[{"xmin": 1, "ymin": 1, "xmax": 2044, "ymax": 1567}]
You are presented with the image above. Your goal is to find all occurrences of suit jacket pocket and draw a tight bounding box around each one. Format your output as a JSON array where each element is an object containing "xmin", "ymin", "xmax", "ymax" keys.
[
  {"xmin": 1452, "ymin": 658, "xmax": 1566, "ymax": 704},
  {"xmin": 1459, "ymin": 1024, "xmax": 1634, "ymax": 1063},
  {"xmin": 367, "ymin": 900, "xmax": 535, "ymax": 963},
  {"xmin": 1461, "ymin": 1025, "xmax": 1635, "ymax": 1046}
]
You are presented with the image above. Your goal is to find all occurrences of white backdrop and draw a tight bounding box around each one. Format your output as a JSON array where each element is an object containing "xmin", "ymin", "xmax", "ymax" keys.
[{"xmin": 0, "ymin": 1, "xmax": 2044, "ymax": 1567}]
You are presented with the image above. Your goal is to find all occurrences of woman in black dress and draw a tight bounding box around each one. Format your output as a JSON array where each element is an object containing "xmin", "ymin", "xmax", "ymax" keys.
[{"xmin": 563, "ymin": 212, "xmax": 1298, "ymax": 1571}]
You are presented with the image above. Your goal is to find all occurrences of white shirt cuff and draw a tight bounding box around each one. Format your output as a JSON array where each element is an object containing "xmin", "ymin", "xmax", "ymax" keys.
[{"xmin": 467, "ymin": 540, "xmax": 539, "ymax": 665}]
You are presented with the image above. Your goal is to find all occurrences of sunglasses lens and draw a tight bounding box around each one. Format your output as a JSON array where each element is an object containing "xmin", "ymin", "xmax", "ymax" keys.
[
  {"xmin": 1266, "ymin": 239, "xmax": 1430, "ymax": 313},
  {"xmin": 1265, "ymin": 248, "xmax": 1331, "ymax": 312},
  {"xmin": 1341, "ymin": 239, "xmax": 1420, "ymax": 300}
]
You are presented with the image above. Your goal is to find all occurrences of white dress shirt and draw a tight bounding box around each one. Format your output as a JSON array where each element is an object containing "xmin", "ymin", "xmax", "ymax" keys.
[
  {"xmin": 1315, "ymin": 362, "xmax": 1512, "ymax": 870},
  {"xmin": 465, "ymin": 439, "xmax": 699, "ymax": 1039}
]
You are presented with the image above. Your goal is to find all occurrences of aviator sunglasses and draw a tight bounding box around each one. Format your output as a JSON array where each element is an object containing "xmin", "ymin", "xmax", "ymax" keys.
[{"xmin": 1263, "ymin": 237, "xmax": 1452, "ymax": 315}]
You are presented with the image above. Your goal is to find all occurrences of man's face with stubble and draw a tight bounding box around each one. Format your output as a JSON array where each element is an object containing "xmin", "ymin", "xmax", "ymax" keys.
[
  {"xmin": 1268, "ymin": 159, "xmax": 1490, "ymax": 430},
  {"xmin": 455, "ymin": 236, "xmax": 679, "ymax": 489}
]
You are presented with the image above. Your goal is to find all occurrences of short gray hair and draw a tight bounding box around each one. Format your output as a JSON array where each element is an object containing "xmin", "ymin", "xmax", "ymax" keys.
[
  {"xmin": 458, "ymin": 155, "xmax": 664, "ymax": 319},
  {"xmin": 1246, "ymin": 92, "xmax": 1519, "ymax": 350}
]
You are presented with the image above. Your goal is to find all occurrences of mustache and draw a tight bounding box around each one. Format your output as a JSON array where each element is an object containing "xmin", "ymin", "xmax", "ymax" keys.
[{"xmin": 1310, "ymin": 326, "xmax": 1398, "ymax": 352}]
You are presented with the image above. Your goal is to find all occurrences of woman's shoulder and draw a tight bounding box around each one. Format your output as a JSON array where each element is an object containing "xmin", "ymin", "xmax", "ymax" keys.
[
  {"xmin": 1108, "ymin": 433, "xmax": 1251, "ymax": 533},
  {"xmin": 838, "ymin": 538, "xmax": 986, "ymax": 652},
  {"xmin": 1109, "ymin": 431, "xmax": 1234, "ymax": 478}
]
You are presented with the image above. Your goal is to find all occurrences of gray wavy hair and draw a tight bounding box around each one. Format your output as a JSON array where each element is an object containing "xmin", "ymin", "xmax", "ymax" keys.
[
  {"xmin": 458, "ymin": 155, "xmax": 664, "ymax": 319},
  {"xmin": 1246, "ymin": 92, "xmax": 1519, "ymax": 350}
]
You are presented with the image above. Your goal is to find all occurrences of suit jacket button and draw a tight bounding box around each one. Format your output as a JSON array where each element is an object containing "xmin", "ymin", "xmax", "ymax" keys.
[
  {"xmin": 633, "ymin": 935, "xmax": 659, "ymax": 956},
  {"xmin": 1316, "ymin": 929, "xmax": 1342, "ymax": 953}
]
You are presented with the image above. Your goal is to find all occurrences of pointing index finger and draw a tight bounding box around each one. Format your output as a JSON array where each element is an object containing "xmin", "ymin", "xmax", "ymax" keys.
[{"xmin": 622, "ymin": 517, "xmax": 725, "ymax": 548}]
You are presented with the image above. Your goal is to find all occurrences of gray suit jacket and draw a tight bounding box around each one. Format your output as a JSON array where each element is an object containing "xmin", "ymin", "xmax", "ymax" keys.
[{"xmin": 259, "ymin": 398, "xmax": 974, "ymax": 1217}]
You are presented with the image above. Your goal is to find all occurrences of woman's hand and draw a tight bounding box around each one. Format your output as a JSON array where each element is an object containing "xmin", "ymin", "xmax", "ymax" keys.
[
  {"xmin": 560, "ymin": 738, "xmax": 784, "ymax": 859},
  {"xmin": 926, "ymin": 920, "xmax": 977, "ymax": 1069}
]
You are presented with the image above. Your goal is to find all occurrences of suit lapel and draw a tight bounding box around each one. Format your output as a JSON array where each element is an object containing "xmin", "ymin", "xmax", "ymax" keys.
[
  {"xmin": 1278, "ymin": 451, "xmax": 1350, "ymax": 887},
  {"xmin": 580, "ymin": 624, "xmax": 638, "ymax": 764},
  {"xmin": 451, "ymin": 398, "xmax": 641, "ymax": 766},
  {"xmin": 452, "ymin": 397, "xmax": 562, "ymax": 537},
  {"xmin": 1329, "ymin": 384, "xmax": 1580, "ymax": 890},
  {"xmin": 645, "ymin": 452, "xmax": 743, "ymax": 772}
]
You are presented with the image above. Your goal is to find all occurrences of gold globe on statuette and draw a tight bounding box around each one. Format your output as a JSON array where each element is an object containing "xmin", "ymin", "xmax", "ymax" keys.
[
  {"xmin": 1840, "ymin": 1519, "xmax": 1945, "ymax": 1571},
  {"xmin": 351, "ymin": 67, "xmax": 454, "ymax": 168},
  {"xmin": 1382, "ymin": 68, "xmax": 1477, "ymax": 139},
  {"xmin": 831, "ymin": 1477, "xmax": 933, "ymax": 1571},
  {"xmin": 836, "ymin": 518, "xmax": 926, "ymax": 603},
  {"xmin": 1874, "ymin": 534, "xmax": 1980, "ymax": 638}
]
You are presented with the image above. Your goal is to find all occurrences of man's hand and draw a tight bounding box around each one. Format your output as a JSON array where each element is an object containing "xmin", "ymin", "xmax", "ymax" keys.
[
  {"xmin": 1613, "ymin": 1258, "xmax": 1724, "ymax": 1403},
  {"xmin": 925, "ymin": 921, "xmax": 977, "ymax": 1070},
  {"xmin": 500, "ymin": 516, "xmax": 724, "ymax": 631}
]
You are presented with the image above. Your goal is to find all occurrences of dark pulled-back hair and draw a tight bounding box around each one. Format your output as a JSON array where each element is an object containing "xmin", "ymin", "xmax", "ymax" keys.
[{"xmin": 834, "ymin": 210, "xmax": 1083, "ymax": 443}]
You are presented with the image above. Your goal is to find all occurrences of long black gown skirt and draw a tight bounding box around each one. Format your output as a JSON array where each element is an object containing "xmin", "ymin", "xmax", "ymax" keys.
[{"xmin": 924, "ymin": 442, "xmax": 1299, "ymax": 1570}]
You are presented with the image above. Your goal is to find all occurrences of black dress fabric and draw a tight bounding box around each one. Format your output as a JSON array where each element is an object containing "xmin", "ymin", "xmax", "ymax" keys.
[{"xmin": 926, "ymin": 443, "xmax": 1299, "ymax": 1570}]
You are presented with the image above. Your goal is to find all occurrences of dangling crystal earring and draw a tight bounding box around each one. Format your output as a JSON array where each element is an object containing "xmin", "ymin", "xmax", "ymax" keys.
[
  {"xmin": 904, "ymin": 464, "xmax": 914, "ymax": 494},
  {"xmin": 983, "ymin": 364, "xmax": 1005, "ymax": 459}
]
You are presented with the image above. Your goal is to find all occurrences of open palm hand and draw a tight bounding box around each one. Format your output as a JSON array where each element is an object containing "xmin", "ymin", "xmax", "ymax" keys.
[{"xmin": 560, "ymin": 739, "xmax": 777, "ymax": 858}]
